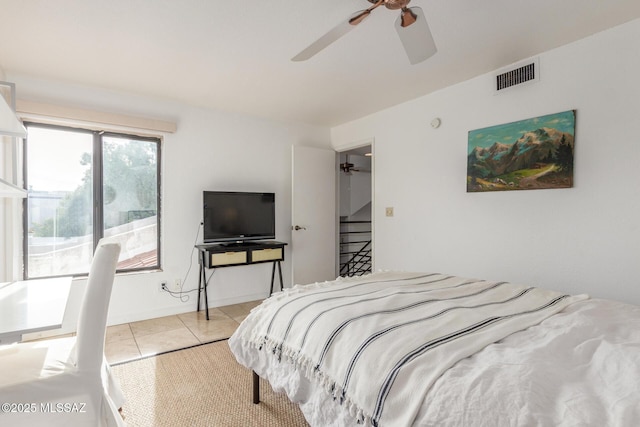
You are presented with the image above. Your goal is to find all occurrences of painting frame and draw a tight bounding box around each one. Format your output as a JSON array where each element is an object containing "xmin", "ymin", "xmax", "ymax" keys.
[{"xmin": 467, "ymin": 110, "xmax": 575, "ymax": 192}]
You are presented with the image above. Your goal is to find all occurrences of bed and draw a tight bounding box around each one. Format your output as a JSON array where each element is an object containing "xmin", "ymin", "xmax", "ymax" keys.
[{"xmin": 229, "ymin": 271, "xmax": 640, "ymax": 426}]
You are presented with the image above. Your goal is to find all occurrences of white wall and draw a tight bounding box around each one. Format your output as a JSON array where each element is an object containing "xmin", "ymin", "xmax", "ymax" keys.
[
  {"xmin": 6, "ymin": 74, "xmax": 331, "ymax": 334},
  {"xmin": 331, "ymin": 19, "xmax": 640, "ymax": 305}
]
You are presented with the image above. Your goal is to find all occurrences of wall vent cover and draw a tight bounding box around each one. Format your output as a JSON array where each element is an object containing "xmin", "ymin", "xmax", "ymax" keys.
[{"xmin": 494, "ymin": 58, "xmax": 539, "ymax": 93}]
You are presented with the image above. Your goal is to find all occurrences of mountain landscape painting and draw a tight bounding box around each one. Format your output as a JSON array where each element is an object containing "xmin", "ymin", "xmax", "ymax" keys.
[{"xmin": 467, "ymin": 110, "xmax": 575, "ymax": 192}]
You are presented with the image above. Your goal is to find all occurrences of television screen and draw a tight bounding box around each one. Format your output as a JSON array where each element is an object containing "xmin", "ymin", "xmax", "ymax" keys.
[{"xmin": 203, "ymin": 191, "xmax": 275, "ymax": 244}]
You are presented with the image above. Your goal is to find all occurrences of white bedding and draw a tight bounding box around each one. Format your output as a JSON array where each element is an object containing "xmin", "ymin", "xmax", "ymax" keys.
[
  {"xmin": 416, "ymin": 297, "xmax": 640, "ymax": 426},
  {"xmin": 227, "ymin": 271, "xmax": 638, "ymax": 427}
]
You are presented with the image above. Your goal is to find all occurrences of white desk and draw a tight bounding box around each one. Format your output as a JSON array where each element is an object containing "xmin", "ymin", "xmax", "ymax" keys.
[{"xmin": 0, "ymin": 277, "xmax": 72, "ymax": 345}]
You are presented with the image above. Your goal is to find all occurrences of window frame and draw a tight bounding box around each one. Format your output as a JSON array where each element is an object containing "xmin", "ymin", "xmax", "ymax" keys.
[{"xmin": 22, "ymin": 121, "xmax": 162, "ymax": 279}]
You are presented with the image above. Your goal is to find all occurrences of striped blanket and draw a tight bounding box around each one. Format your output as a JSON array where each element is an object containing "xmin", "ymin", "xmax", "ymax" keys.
[{"xmin": 230, "ymin": 272, "xmax": 587, "ymax": 426}]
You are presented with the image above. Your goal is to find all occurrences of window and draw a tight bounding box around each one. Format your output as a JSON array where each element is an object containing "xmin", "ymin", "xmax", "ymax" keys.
[{"xmin": 23, "ymin": 123, "xmax": 161, "ymax": 278}]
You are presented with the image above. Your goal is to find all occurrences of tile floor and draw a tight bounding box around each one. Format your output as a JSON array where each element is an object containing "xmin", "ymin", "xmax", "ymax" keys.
[{"xmin": 105, "ymin": 300, "xmax": 262, "ymax": 364}]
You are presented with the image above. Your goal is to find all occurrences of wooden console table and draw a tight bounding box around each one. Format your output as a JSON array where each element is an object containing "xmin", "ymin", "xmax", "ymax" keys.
[{"xmin": 194, "ymin": 241, "xmax": 287, "ymax": 320}]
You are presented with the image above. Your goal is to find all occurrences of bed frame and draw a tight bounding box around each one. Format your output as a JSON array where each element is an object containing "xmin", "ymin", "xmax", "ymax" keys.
[{"xmin": 252, "ymin": 371, "xmax": 260, "ymax": 404}]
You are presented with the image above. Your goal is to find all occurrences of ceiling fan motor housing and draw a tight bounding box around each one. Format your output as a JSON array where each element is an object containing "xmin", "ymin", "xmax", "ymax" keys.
[{"xmin": 367, "ymin": 0, "xmax": 411, "ymax": 10}]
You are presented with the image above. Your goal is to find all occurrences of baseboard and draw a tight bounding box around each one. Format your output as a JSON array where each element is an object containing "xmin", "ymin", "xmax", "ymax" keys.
[{"xmin": 106, "ymin": 291, "xmax": 269, "ymax": 326}]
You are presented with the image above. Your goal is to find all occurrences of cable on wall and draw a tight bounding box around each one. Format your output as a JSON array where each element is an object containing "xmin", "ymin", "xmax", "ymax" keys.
[{"xmin": 164, "ymin": 221, "xmax": 204, "ymax": 303}]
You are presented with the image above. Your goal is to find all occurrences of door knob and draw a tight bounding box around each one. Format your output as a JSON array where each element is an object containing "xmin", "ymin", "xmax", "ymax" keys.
[{"xmin": 293, "ymin": 225, "xmax": 307, "ymax": 231}]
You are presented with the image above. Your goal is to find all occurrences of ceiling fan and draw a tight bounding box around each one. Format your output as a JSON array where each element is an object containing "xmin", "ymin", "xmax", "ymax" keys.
[
  {"xmin": 292, "ymin": 0, "xmax": 437, "ymax": 65},
  {"xmin": 340, "ymin": 156, "xmax": 371, "ymax": 174}
]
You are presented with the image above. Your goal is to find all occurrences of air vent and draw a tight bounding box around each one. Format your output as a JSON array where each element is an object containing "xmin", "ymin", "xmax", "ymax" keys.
[{"xmin": 494, "ymin": 58, "xmax": 539, "ymax": 93}]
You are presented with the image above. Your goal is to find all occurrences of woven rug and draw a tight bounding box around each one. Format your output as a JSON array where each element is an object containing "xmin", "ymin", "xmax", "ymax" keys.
[{"xmin": 111, "ymin": 339, "xmax": 309, "ymax": 427}]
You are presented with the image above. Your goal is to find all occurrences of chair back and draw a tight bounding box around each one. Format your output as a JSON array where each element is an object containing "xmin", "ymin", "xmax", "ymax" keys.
[{"xmin": 75, "ymin": 240, "xmax": 121, "ymax": 372}]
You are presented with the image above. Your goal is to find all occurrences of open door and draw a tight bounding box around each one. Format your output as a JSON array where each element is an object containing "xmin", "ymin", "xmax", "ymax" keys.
[
  {"xmin": 338, "ymin": 145, "xmax": 373, "ymax": 277},
  {"xmin": 291, "ymin": 146, "xmax": 336, "ymax": 286}
]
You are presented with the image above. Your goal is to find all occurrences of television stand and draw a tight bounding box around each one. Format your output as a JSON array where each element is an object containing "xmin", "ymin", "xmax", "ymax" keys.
[
  {"xmin": 217, "ymin": 241, "xmax": 249, "ymax": 248},
  {"xmin": 194, "ymin": 241, "xmax": 287, "ymax": 320}
]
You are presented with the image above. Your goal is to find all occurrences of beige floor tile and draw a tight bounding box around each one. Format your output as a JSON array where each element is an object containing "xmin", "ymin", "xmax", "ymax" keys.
[
  {"xmin": 129, "ymin": 315, "xmax": 185, "ymax": 337},
  {"xmin": 231, "ymin": 299, "xmax": 264, "ymax": 322},
  {"xmin": 135, "ymin": 327, "xmax": 200, "ymax": 357},
  {"xmin": 184, "ymin": 318, "xmax": 240, "ymax": 343},
  {"xmin": 217, "ymin": 302, "xmax": 253, "ymax": 319},
  {"xmin": 106, "ymin": 299, "xmax": 262, "ymax": 363},
  {"xmin": 105, "ymin": 337, "xmax": 140, "ymax": 364},
  {"xmin": 240, "ymin": 299, "xmax": 264, "ymax": 312},
  {"xmin": 106, "ymin": 323, "xmax": 134, "ymax": 343},
  {"xmin": 233, "ymin": 314, "xmax": 249, "ymax": 323},
  {"xmin": 178, "ymin": 307, "xmax": 230, "ymax": 324}
]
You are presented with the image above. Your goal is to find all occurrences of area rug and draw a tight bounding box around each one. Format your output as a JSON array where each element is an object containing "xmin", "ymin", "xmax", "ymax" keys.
[{"xmin": 111, "ymin": 339, "xmax": 308, "ymax": 427}]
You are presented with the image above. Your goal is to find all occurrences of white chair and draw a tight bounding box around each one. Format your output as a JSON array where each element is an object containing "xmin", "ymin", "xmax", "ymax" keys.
[{"xmin": 0, "ymin": 241, "xmax": 125, "ymax": 426}]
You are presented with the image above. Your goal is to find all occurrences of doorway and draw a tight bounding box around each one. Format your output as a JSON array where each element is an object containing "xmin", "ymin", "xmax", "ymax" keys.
[{"xmin": 337, "ymin": 144, "xmax": 372, "ymax": 277}]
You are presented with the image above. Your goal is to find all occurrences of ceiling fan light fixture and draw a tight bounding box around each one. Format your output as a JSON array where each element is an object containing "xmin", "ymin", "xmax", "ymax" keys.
[
  {"xmin": 400, "ymin": 8, "xmax": 417, "ymax": 27},
  {"xmin": 395, "ymin": 7, "xmax": 437, "ymax": 65}
]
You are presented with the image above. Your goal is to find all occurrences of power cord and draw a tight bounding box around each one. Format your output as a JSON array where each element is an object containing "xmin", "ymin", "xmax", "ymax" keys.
[
  {"xmin": 162, "ymin": 269, "xmax": 215, "ymax": 299},
  {"xmin": 163, "ymin": 220, "xmax": 204, "ymax": 303}
]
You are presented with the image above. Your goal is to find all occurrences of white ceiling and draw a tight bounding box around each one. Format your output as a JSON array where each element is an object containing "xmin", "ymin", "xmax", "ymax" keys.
[{"xmin": 1, "ymin": 0, "xmax": 639, "ymax": 127}]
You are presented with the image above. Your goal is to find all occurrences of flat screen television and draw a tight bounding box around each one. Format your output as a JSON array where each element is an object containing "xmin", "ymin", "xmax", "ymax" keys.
[{"xmin": 202, "ymin": 191, "xmax": 275, "ymax": 244}]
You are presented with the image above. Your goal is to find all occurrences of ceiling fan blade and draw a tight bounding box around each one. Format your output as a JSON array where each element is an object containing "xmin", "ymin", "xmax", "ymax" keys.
[
  {"xmin": 292, "ymin": 8, "xmax": 375, "ymax": 62},
  {"xmin": 394, "ymin": 7, "xmax": 437, "ymax": 65}
]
